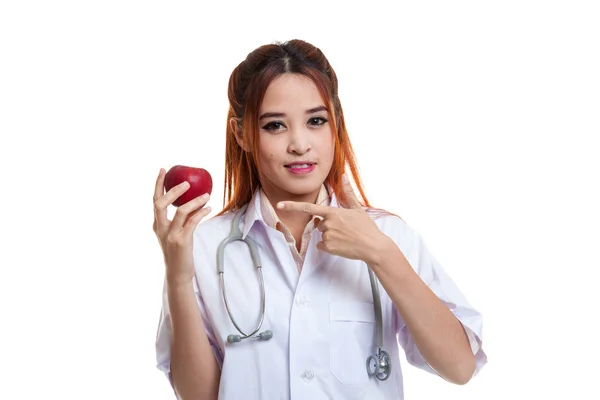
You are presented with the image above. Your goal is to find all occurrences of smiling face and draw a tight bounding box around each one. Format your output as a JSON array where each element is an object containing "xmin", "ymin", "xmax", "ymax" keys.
[{"xmin": 254, "ymin": 73, "xmax": 335, "ymax": 205}]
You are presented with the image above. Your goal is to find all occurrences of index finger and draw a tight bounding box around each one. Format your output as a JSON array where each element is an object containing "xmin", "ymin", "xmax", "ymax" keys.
[
  {"xmin": 153, "ymin": 168, "xmax": 166, "ymax": 202},
  {"xmin": 277, "ymin": 201, "xmax": 336, "ymax": 217}
]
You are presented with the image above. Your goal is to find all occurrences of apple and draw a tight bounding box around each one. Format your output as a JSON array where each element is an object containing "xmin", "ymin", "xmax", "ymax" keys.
[{"xmin": 164, "ymin": 165, "xmax": 213, "ymax": 207}]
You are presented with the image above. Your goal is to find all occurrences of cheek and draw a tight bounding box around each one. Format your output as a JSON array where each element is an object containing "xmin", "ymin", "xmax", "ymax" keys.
[
  {"xmin": 320, "ymin": 133, "xmax": 335, "ymax": 162},
  {"xmin": 258, "ymin": 138, "xmax": 273, "ymax": 158},
  {"xmin": 258, "ymin": 139, "xmax": 282, "ymax": 172}
]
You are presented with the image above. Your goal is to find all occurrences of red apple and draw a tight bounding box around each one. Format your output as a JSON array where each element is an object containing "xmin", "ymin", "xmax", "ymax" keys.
[{"xmin": 164, "ymin": 165, "xmax": 213, "ymax": 207}]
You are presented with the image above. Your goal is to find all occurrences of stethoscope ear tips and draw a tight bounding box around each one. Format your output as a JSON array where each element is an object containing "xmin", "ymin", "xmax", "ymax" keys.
[
  {"xmin": 258, "ymin": 330, "xmax": 273, "ymax": 340},
  {"xmin": 227, "ymin": 334, "xmax": 242, "ymax": 343},
  {"xmin": 227, "ymin": 330, "xmax": 273, "ymax": 344}
]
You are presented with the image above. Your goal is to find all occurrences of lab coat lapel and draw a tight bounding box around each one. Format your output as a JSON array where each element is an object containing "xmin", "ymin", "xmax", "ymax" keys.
[
  {"xmin": 241, "ymin": 190, "xmax": 299, "ymax": 289},
  {"xmin": 261, "ymin": 224, "xmax": 300, "ymax": 289},
  {"xmin": 298, "ymin": 191, "xmax": 343, "ymax": 283},
  {"xmin": 242, "ymin": 191, "xmax": 262, "ymax": 240}
]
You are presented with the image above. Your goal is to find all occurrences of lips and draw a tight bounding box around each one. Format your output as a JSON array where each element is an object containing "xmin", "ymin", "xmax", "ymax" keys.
[{"xmin": 285, "ymin": 162, "xmax": 316, "ymax": 169}]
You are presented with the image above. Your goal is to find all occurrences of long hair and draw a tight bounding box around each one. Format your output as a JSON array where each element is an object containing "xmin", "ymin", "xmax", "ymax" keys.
[{"xmin": 215, "ymin": 39, "xmax": 397, "ymax": 220}]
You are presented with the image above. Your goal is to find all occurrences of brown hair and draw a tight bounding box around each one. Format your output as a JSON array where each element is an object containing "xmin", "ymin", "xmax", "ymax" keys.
[{"xmin": 216, "ymin": 39, "xmax": 397, "ymax": 220}]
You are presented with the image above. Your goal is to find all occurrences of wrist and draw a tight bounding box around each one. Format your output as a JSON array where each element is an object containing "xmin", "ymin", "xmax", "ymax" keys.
[
  {"xmin": 363, "ymin": 234, "xmax": 396, "ymax": 266},
  {"xmin": 369, "ymin": 238, "xmax": 414, "ymax": 284},
  {"xmin": 166, "ymin": 276, "xmax": 195, "ymax": 293}
]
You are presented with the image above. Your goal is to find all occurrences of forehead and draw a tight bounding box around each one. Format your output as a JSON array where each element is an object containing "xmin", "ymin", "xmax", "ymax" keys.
[{"xmin": 260, "ymin": 73, "xmax": 324, "ymax": 112}]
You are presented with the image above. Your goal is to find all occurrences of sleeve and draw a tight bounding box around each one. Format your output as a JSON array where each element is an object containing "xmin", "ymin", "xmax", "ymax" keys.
[
  {"xmin": 392, "ymin": 226, "xmax": 488, "ymax": 378},
  {"xmin": 155, "ymin": 276, "xmax": 224, "ymax": 397}
]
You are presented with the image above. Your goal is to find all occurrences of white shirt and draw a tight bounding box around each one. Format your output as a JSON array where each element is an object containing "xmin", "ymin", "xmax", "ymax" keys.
[{"xmin": 155, "ymin": 188, "xmax": 487, "ymax": 399}]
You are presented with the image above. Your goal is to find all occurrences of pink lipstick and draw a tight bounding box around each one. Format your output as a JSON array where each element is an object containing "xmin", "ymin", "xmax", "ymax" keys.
[{"xmin": 285, "ymin": 162, "xmax": 316, "ymax": 175}]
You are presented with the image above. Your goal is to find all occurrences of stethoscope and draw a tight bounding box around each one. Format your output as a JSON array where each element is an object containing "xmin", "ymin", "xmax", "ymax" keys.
[{"xmin": 216, "ymin": 204, "xmax": 392, "ymax": 381}]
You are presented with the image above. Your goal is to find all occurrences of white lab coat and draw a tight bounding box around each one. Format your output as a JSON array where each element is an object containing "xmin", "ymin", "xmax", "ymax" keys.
[{"xmin": 155, "ymin": 189, "xmax": 487, "ymax": 399}]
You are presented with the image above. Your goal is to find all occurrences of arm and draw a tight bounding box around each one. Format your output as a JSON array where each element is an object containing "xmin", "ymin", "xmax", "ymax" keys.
[
  {"xmin": 167, "ymin": 281, "xmax": 221, "ymax": 400},
  {"xmin": 369, "ymin": 236, "xmax": 476, "ymax": 385},
  {"xmin": 152, "ymin": 169, "xmax": 221, "ymax": 399},
  {"xmin": 276, "ymin": 176, "xmax": 485, "ymax": 383}
]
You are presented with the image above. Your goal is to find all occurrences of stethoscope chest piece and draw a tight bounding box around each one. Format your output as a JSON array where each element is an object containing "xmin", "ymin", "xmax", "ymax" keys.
[
  {"xmin": 366, "ymin": 349, "xmax": 392, "ymax": 381},
  {"xmin": 220, "ymin": 204, "xmax": 393, "ymax": 382}
]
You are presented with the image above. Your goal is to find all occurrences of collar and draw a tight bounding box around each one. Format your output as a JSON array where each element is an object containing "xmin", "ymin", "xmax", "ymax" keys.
[{"xmin": 242, "ymin": 184, "xmax": 338, "ymax": 239}]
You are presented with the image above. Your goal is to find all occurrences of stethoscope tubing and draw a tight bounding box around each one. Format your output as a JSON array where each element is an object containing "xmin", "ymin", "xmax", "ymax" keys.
[
  {"xmin": 217, "ymin": 204, "xmax": 267, "ymax": 340},
  {"xmin": 217, "ymin": 203, "xmax": 391, "ymax": 380}
]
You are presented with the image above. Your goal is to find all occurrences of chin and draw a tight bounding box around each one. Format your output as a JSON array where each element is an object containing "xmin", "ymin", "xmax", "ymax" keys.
[
  {"xmin": 261, "ymin": 168, "xmax": 329, "ymax": 197},
  {"xmin": 276, "ymin": 177, "xmax": 325, "ymax": 196}
]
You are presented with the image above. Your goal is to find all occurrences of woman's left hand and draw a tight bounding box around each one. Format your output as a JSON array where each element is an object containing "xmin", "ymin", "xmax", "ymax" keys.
[{"xmin": 277, "ymin": 175, "xmax": 391, "ymax": 263}]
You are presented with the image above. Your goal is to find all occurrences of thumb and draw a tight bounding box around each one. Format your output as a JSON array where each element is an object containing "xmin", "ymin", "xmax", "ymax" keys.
[{"xmin": 341, "ymin": 173, "xmax": 362, "ymax": 209}]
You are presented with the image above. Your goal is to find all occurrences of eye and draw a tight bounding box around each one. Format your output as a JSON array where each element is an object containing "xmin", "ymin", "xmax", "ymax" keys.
[
  {"xmin": 262, "ymin": 121, "xmax": 285, "ymax": 131},
  {"xmin": 308, "ymin": 117, "xmax": 328, "ymax": 126}
]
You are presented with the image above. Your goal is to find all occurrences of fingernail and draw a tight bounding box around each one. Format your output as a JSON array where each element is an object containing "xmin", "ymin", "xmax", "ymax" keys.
[
  {"xmin": 276, "ymin": 202, "xmax": 284, "ymax": 209},
  {"xmin": 202, "ymin": 193, "xmax": 209, "ymax": 199}
]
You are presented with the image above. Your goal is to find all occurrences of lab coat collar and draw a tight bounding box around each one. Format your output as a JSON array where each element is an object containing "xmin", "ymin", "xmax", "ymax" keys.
[{"xmin": 241, "ymin": 184, "xmax": 339, "ymax": 239}]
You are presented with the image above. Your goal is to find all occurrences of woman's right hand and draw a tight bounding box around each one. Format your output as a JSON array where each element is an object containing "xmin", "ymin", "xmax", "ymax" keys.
[{"xmin": 152, "ymin": 168, "xmax": 212, "ymax": 286}]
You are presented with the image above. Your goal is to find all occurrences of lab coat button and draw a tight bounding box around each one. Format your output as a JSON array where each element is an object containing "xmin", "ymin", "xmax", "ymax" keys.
[{"xmin": 301, "ymin": 370, "xmax": 314, "ymax": 382}]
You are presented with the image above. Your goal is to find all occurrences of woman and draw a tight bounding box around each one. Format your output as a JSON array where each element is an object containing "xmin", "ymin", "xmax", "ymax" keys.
[{"xmin": 153, "ymin": 39, "xmax": 487, "ymax": 400}]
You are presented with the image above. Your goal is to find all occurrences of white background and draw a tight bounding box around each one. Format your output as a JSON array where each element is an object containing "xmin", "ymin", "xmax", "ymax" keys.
[{"xmin": 1, "ymin": 1, "xmax": 599, "ymax": 399}]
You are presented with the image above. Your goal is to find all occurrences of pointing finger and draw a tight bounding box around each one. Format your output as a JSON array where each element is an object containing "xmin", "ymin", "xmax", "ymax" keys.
[{"xmin": 276, "ymin": 201, "xmax": 336, "ymax": 217}]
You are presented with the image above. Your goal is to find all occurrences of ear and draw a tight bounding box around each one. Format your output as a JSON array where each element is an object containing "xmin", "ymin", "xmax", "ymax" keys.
[{"xmin": 230, "ymin": 117, "xmax": 250, "ymax": 152}]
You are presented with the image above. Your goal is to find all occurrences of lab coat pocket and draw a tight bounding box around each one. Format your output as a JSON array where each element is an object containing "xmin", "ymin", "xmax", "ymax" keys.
[{"xmin": 329, "ymin": 301, "xmax": 376, "ymax": 385}]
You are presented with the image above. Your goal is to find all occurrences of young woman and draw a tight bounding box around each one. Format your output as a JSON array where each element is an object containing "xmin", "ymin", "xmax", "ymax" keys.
[{"xmin": 153, "ymin": 39, "xmax": 487, "ymax": 400}]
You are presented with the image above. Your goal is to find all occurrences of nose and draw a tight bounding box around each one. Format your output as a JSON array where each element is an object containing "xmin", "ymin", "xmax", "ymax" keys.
[{"xmin": 287, "ymin": 127, "xmax": 311, "ymax": 155}]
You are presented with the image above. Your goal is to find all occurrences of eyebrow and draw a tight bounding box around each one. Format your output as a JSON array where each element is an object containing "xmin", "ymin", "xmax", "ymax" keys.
[{"xmin": 259, "ymin": 105, "xmax": 328, "ymax": 120}]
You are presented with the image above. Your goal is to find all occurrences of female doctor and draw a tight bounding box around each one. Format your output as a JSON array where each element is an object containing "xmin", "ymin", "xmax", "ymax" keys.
[{"xmin": 153, "ymin": 39, "xmax": 487, "ymax": 400}]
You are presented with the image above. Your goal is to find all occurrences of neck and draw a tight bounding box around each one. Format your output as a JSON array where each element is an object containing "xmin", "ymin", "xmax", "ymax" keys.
[{"xmin": 260, "ymin": 183, "xmax": 321, "ymax": 231}]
